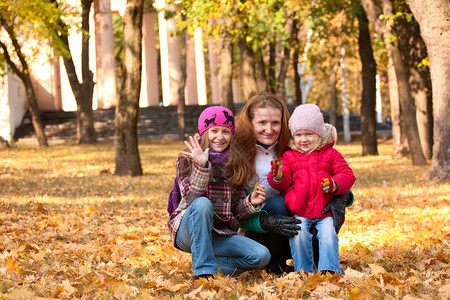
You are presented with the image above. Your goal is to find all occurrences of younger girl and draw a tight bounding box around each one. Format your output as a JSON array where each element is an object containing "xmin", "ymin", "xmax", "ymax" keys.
[
  {"xmin": 268, "ymin": 103, "xmax": 356, "ymax": 275},
  {"xmin": 168, "ymin": 106, "xmax": 271, "ymax": 279}
]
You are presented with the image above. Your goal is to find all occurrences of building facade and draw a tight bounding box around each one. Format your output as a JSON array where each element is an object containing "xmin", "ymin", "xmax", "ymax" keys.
[{"xmin": 0, "ymin": 0, "xmax": 242, "ymax": 142}]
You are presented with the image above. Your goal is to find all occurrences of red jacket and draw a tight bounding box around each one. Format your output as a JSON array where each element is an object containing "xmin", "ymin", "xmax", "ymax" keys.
[{"xmin": 268, "ymin": 124, "xmax": 356, "ymax": 218}]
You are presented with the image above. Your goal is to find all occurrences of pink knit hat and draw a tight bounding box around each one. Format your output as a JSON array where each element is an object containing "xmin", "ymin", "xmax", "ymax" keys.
[
  {"xmin": 289, "ymin": 104, "xmax": 325, "ymax": 137},
  {"xmin": 198, "ymin": 106, "xmax": 235, "ymax": 136}
]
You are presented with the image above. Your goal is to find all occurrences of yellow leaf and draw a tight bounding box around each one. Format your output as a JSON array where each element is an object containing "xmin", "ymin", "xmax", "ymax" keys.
[
  {"xmin": 344, "ymin": 267, "xmax": 367, "ymax": 278},
  {"xmin": 348, "ymin": 287, "xmax": 368, "ymax": 300},
  {"xmin": 169, "ymin": 283, "xmax": 187, "ymax": 292},
  {"xmin": 186, "ymin": 285, "xmax": 203, "ymax": 299},
  {"xmin": 87, "ymin": 205, "xmax": 97, "ymax": 213},
  {"xmin": 62, "ymin": 280, "xmax": 76, "ymax": 294},
  {"xmin": 5, "ymin": 287, "xmax": 35, "ymax": 299},
  {"xmin": 368, "ymin": 263, "xmax": 387, "ymax": 275}
]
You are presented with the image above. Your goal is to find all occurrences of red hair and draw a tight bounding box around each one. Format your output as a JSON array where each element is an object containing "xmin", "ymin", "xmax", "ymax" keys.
[{"xmin": 228, "ymin": 92, "xmax": 291, "ymax": 187}]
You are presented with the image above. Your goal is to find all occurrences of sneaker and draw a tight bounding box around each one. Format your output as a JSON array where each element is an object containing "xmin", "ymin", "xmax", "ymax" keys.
[
  {"xmin": 320, "ymin": 270, "xmax": 336, "ymax": 275},
  {"xmin": 193, "ymin": 274, "xmax": 215, "ymax": 281}
]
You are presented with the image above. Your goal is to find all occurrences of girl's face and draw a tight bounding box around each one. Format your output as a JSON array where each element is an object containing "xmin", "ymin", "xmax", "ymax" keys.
[
  {"xmin": 208, "ymin": 126, "xmax": 232, "ymax": 153},
  {"xmin": 251, "ymin": 107, "xmax": 282, "ymax": 146},
  {"xmin": 293, "ymin": 129, "xmax": 320, "ymax": 152}
]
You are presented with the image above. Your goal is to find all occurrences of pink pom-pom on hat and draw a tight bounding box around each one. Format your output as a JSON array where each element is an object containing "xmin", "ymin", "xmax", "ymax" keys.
[
  {"xmin": 289, "ymin": 103, "xmax": 325, "ymax": 137},
  {"xmin": 198, "ymin": 106, "xmax": 235, "ymax": 136}
]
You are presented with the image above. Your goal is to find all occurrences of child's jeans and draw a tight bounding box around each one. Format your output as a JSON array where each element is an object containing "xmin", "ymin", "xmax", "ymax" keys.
[{"xmin": 289, "ymin": 216, "xmax": 341, "ymax": 275}]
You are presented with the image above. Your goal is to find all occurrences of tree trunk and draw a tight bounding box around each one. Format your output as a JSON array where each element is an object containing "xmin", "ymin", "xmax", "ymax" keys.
[
  {"xmin": 329, "ymin": 62, "xmax": 338, "ymax": 127},
  {"xmin": 275, "ymin": 14, "xmax": 296, "ymax": 99},
  {"xmin": 357, "ymin": 7, "xmax": 378, "ymax": 155},
  {"xmin": 361, "ymin": 0, "xmax": 426, "ymax": 165},
  {"xmin": 256, "ymin": 48, "xmax": 268, "ymax": 92},
  {"xmin": 292, "ymin": 45, "xmax": 302, "ymax": 107},
  {"xmin": 238, "ymin": 37, "xmax": 259, "ymax": 100},
  {"xmin": 0, "ymin": 18, "xmax": 48, "ymax": 147},
  {"xmin": 114, "ymin": 0, "xmax": 143, "ymax": 176},
  {"xmin": 339, "ymin": 47, "xmax": 351, "ymax": 142},
  {"xmin": 407, "ymin": 0, "xmax": 450, "ymax": 181},
  {"xmin": 381, "ymin": 0, "xmax": 426, "ymax": 165},
  {"xmin": 219, "ymin": 29, "xmax": 234, "ymax": 112},
  {"xmin": 396, "ymin": 10, "xmax": 433, "ymax": 159},
  {"xmin": 268, "ymin": 41, "xmax": 276, "ymax": 93},
  {"xmin": 57, "ymin": 0, "xmax": 96, "ymax": 144},
  {"xmin": 24, "ymin": 77, "xmax": 49, "ymax": 147},
  {"xmin": 388, "ymin": 57, "xmax": 409, "ymax": 158},
  {"xmin": 177, "ymin": 21, "xmax": 187, "ymax": 141}
]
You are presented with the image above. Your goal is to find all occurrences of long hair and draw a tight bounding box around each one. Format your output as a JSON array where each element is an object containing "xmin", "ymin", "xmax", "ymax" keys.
[{"xmin": 228, "ymin": 92, "xmax": 291, "ymax": 187}]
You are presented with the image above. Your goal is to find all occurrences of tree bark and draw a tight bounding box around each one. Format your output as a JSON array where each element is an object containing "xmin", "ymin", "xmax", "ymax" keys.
[
  {"xmin": 357, "ymin": 7, "xmax": 378, "ymax": 155},
  {"xmin": 381, "ymin": 0, "xmax": 426, "ymax": 165},
  {"xmin": 339, "ymin": 47, "xmax": 351, "ymax": 142},
  {"xmin": 219, "ymin": 29, "xmax": 234, "ymax": 112},
  {"xmin": 177, "ymin": 20, "xmax": 187, "ymax": 141},
  {"xmin": 56, "ymin": 0, "xmax": 96, "ymax": 144},
  {"xmin": 0, "ymin": 18, "xmax": 48, "ymax": 147},
  {"xmin": 396, "ymin": 9, "xmax": 433, "ymax": 159},
  {"xmin": 275, "ymin": 14, "xmax": 296, "ymax": 99},
  {"xmin": 361, "ymin": 0, "xmax": 426, "ymax": 165},
  {"xmin": 256, "ymin": 48, "xmax": 268, "ymax": 92},
  {"xmin": 238, "ymin": 37, "xmax": 259, "ymax": 100},
  {"xmin": 387, "ymin": 57, "xmax": 409, "ymax": 158},
  {"xmin": 268, "ymin": 41, "xmax": 276, "ymax": 93},
  {"xmin": 329, "ymin": 62, "xmax": 338, "ymax": 127},
  {"xmin": 25, "ymin": 76, "xmax": 49, "ymax": 147},
  {"xmin": 407, "ymin": 0, "xmax": 450, "ymax": 181},
  {"xmin": 292, "ymin": 44, "xmax": 302, "ymax": 107},
  {"xmin": 114, "ymin": 0, "xmax": 143, "ymax": 176}
]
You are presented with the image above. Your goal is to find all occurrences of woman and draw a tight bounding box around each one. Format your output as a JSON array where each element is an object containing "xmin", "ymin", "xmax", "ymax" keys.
[
  {"xmin": 228, "ymin": 92, "xmax": 298, "ymax": 275},
  {"xmin": 228, "ymin": 92, "xmax": 353, "ymax": 275},
  {"xmin": 168, "ymin": 106, "xmax": 270, "ymax": 280}
]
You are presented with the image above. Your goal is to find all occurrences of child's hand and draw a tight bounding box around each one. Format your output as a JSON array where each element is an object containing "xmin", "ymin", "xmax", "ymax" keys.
[
  {"xmin": 250, "ymin": 183, "xmax": 265, "ymax": 206},
  {"xmin": 270, "ymin": 159, "xmax": 283, "ymax": 181},
  {"xmin": 321, "ymin": 178, "xmax": 336, "ymax": 193},
  {"xmin": 181, "ymin": 136, "xmax": 209, "ymax": 167}
]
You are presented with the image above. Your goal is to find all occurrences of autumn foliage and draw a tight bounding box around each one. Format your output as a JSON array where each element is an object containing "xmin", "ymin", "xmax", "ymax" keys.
[{"xmin": 0, "ymin": 141, "xmax": 449, "ymax": 299}]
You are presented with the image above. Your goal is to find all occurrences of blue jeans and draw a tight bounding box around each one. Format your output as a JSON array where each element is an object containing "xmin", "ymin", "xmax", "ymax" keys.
[
  {"xmin": 175, "ymin": 197, "xmax": 271, "ymax": 276},
  {"xmin": 289, "ymin": 216, "xmax": 341, "ymax": 274}
]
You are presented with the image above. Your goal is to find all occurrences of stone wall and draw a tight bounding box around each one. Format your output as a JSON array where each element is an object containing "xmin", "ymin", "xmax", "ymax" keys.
[{"xmin": 14, "ymin": 104, "xmax": 363, "ymax": 144}]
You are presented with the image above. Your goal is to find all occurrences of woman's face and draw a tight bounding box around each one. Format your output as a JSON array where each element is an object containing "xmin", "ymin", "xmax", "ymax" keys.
[
  {"xmin": 208, "ymin": 126, "xmax": 232, "ymax": 153},
  {"xmin": 251, "ymin": 107, "xmax": 282, "ymax": 146}
]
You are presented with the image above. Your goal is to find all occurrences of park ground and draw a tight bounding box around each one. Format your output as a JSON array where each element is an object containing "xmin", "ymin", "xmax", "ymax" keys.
[{"xmin": 0, "ymin": 140, "xmax": 449, "ymax": 299}]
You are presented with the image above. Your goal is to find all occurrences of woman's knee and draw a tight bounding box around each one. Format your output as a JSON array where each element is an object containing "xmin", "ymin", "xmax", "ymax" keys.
[{"xmin": 265, "ymin": 196, "xmax": 289, "ymax": 216}]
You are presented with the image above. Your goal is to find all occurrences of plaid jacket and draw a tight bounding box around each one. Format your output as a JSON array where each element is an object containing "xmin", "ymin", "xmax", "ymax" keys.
[{"xmin": 167, "ymin": 154, "xmax": 259, "ymax": 246}]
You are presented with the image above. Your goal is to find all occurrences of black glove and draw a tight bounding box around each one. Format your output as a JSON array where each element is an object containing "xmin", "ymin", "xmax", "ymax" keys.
[
  {"xmin": 260, "ymin": 214, "xmax": 302, "ymax": 238},
  {"xmin": 321, "ymin": 191, "xmax": 352, "ymax": 234}
]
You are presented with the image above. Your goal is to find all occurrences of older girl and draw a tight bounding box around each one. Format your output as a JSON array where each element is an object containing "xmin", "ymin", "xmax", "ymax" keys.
[{"xmin": 168, "ymin": 106, "xmax": 270, "ymax": 280}]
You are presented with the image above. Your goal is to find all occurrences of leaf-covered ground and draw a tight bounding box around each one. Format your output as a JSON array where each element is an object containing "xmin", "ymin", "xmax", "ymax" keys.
[{"xmin": 0, "ymin": 140, "xmax": 449, "ymax": 299}]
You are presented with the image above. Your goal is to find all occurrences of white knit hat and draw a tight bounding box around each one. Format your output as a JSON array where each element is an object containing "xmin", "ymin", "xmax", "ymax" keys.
[{"xmin": 289, "ymin": 104, "xmax": 325, "ymax": 137}]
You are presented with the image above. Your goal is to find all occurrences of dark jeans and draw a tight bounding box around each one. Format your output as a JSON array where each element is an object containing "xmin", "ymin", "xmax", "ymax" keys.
[
  {"xmin": 245, "ymin": 195, "xmax": 320, "ymax": 275},
  {"xmin": 245, "ymin": 195, "xmax": 291, "ymax": 275}
]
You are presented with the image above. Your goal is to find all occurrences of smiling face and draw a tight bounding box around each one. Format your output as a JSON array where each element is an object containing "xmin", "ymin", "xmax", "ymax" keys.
[
  {"xmin": 293, "ymin": 129, "xmax": 320, "ymax": 153},
  {"xmin": 207, "ymin": 126, "xmax": 232, "ymax": 152},
  {"xmin": 251, "ymin": 107, "xmax": 283, "ymax": 146}
]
